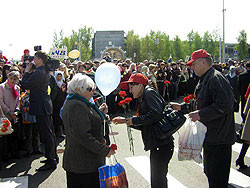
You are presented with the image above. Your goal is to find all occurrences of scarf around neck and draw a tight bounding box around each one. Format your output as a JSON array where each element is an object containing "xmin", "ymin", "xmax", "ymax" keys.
[
  {"xmin": 7, "ymin": 80, "xmax": 18, "ymax": 100},
  {"xmin": 66, "ymin": 94, "xmax": 105, "ymax": 120}
]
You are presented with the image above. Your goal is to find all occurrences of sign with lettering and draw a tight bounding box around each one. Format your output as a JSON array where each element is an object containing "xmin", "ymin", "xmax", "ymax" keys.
[{"xmin": 49, "ymin": 48, "xmax": 67, "ymax": 59}]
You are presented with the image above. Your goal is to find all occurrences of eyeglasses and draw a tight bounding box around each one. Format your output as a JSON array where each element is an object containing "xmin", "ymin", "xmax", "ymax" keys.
[{"xmin": 86, "ymin": 87, "xmax": 95, "ymax": 92}]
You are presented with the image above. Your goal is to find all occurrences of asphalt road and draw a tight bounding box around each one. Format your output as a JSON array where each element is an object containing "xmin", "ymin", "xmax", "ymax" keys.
[{"xmin": 0, "ymin": 107, "xmax": 250, "ymax": 188}]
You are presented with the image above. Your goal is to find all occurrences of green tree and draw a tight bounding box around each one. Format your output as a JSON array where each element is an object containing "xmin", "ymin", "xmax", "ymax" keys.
[
  {"xmin": 192, "ymin": 32, "xmax": 203, "ymax": 51},
  {"xmin": 235, "ymin": 30, "xmax": 248, "ymax": 61},
  {"xmin": 125, "ymin": 30, "xmax": 141, "ymax": 62},
  {"xmin": 173, "ymin": 35, "xmax": 184, "ymax": 60},
  {"xmin": 52, "ymin": 26, "xmax": 93, "ymax": 61}
]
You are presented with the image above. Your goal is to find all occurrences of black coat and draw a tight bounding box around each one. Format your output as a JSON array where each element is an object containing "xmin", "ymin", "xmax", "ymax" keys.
[
  {"xmin": 195, "ymin": 68, "xmax": 235, "ymax": 145},
  {"xmin": 20, "ymin": 66, "xmax": 53, "ymax": 115},
  {"xmin": 132, "ymin": 86, "xmax": 173, "ymax": 150}
]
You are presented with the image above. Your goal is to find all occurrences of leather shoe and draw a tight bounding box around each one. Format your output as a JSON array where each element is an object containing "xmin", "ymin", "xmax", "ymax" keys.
[{"xmin": 36, "ymin": 162, "xmax": 57, "ymax": 171}]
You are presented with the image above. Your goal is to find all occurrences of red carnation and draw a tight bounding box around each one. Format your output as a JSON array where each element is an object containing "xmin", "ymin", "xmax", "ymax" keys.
[
  {"xmin": 189, "ymin": 94, "xmax": 195, "ymax": 99},
  {"xmin": 119, "ymin": 91, "xmax": 127, "ymax": 98},
  {"xmin": 118, "ymin": 100, "xmax": 125, "ymax": 106},
  {"xmin": 164, "ymin": 80, "xmax": 171, "ymax": 85},
  {"xmin": 110, "ymin": 144, "xmax": 117, "ymax": 151},
  {"xmin": 94, "ymin": 98, "xmax": 98, "ymax": 103},
  {"xmin": 1, "ymin": 127, "xmax": 8, "ymax": 132},
  {"xmin": 184, "ymin": 96, "xmax": 190, "ymax": 104},
  {"xmin": 124, "ymin": 97, "xmax": 132, "ymax": 104},
  {"xmin": 2, "ymin": 119, "xmax": 10, "ymax": 128}
]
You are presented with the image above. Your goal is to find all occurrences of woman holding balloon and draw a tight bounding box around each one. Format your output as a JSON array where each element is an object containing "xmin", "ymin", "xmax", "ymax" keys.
[{"xmin": 61, "ymin": 73, "xmax": 115, "ymax": 188}]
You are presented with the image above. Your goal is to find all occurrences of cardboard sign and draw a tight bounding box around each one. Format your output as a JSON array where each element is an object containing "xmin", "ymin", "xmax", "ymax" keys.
[{"xmin": 49, "ymin": 48, "xmax": 67, "ymax": 59}]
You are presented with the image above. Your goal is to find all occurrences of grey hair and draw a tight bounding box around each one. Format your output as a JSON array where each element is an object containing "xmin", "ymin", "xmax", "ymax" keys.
[
  {"xmin": 67, "ymin": 73, "xmax": 95, "ymax": 94},
  {"xmin": 7, "ymin": 71, "xmax": 20, "ymax": 79}
]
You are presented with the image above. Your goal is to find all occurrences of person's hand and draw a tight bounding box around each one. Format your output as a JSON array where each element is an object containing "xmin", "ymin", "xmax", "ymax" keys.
[
  {"xmin": 125, "ymin": 117, "xmax": 133, "ymax": 126},
  {"xmin": 9, "ymin": 113, "xmax": 17, "ymax": 121},
  {"xmin": 170, "ymin": 102, "xmax": 181, "ymax": 111},
  {"xmin": 106, "ymin": 149, "xmax": 115, "ymax": 158},
  {"xmin": 188, "ymin": 110, "xmax": 200, "ymax": 122},
  {"xmin": 105, "ymin": 114, "xmax": 110, "ymax": 121},
  {"xmin": 99, "ymin": 103, "xmax": 108, "ymax": 114},
  {"xmin": 25, "ymin": 63, "xmax": 34, "ymax": 73},
  {"xmin": 112, "ymin": 116, "xmax": 126, "ymax": 124}
]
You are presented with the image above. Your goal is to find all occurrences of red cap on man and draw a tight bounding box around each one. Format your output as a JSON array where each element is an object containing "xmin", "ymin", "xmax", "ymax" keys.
[
  {"xmin": 186, "ymin": 49, "xmax": 211, "ymax": 66},
  {"xmin": 120, "ymin": 73, "xmax": 148, "ymax": 90}
]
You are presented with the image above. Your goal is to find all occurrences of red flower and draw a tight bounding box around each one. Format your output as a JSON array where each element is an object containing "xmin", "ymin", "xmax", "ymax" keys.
[
  {"xmin": 94, "ymin": 98, "xmax": 98, "ymax": 103},
  {"xmin": 119, "ymin": 91, "xmax": 127, "ymax": 98},
  {"xmin": 188, "ymin": 94, "xmax": 195, "ymax": 99},
  {"xmin": 118, "ymin": 100, "xmax": 125, "ymax": 106},
  {"xmin": 2, "ymin": 119, "xmax": 10, "ymax": 128},
  {"xmin": 124, "ymin": 97, "xmax": 132, "ymax": 104},
  {"xmin": 110, "ymin": 144, "xmax": 117, "ymax": 151},
  {"xmin": 184, "ymin": 96, "xmax": 190, "ymax": 104},
  {"xmin": 164, "ymin": 80, "xmax": 171, "ymax": 85},
  {"xmin": 1, "ymin": 127, "xmax": 8, "ymax": 132}
]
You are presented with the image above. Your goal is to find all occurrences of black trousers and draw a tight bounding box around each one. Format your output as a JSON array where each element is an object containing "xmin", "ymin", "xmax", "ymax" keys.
[
  {"xmin": 150, "ymin": 142, "xmax": 174, "ymax": 188},
  {"xmin": 66, "ymin": 171, "xmax": 100, "ymax": 188},
  {"xmin": 203, "ymin": 144, "xmax": 232, "ymax": 188},
  {"xmin": 36, "ymin": 115, "xmax": 57, "ymax": 161}
]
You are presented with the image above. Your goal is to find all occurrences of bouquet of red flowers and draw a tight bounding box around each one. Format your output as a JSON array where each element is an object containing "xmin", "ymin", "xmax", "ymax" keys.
[
  {"xmin": 184, "ymin": 94, "xmax": 195, "ymax": 104},
  {"xmin": 0, "ymin": 118, "xmax": 13, "ymax": 135},
  {"xmin": 118, "ymin": 91, "xmax": 135, "ymax": 155},
  {"xmin": 164, "ymin": 80, "xmax": 171, "ymax": 86}
]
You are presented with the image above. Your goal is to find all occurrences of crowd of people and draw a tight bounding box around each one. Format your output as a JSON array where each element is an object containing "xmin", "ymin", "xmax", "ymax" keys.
[{"xmin": 0, "ymin": 48, "xmax": 249, "ymax": 188}]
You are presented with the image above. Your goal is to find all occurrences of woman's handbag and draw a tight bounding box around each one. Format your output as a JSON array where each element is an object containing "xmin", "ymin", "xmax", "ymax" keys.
[
  {"xmin": 153, "ymin": 104, "xmax": 186, "ymax": 139},
  {"xmin": 0, "ymin": 105, "xmax": 13, "ymax": 136},
  {"xmin": 98, "ymin": 157, "xmax": 128, "ymax": 188}
]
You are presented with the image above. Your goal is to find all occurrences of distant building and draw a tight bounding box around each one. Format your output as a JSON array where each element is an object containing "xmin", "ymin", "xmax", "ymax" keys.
[
  {"xmin": 92, "ymin": 31, "xmax": 126, "ymax": 60},
  {"xmin": 224, "ymin": 43, "xmax": 250, "ymax": 61}
]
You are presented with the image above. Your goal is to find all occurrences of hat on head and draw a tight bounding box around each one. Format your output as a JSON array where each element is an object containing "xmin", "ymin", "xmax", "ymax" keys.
[
  {"xmin": 24, "ymin": 49, "xmax": 29, "ymax": 54},
  {"xmin": 186, "ymin": 49, "xmax": 211, "ymax": 66},
  {"xmin": 120, "ymin": 73, "xmax": 148, "ymax": 90}
]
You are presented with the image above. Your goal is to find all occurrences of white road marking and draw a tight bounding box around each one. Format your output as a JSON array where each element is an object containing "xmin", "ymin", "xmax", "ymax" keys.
[
  {"xmin": 125, "ymin": 155, "xmax": 187, "ymax": 188},
  {"xmin": 0, "ymin": 176, "xmax": 28, "ymax": 188}
]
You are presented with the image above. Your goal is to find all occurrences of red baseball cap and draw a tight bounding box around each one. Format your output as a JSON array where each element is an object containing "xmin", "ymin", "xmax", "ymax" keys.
[
  {"xmin": 186, "ymin": 49, "xmax": 211, "ymax": 66},
  {"xmin": 120, "ymin": 73, "xmax": 148, "ymax": 90}
]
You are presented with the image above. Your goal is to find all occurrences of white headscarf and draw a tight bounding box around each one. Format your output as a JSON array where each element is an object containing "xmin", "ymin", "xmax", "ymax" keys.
[
  {"xmin": 54, "ymin": 71, "xmax": 65, "ymax": 88},
  {"xmin": 229, "ymin": 66, "xmax": 236, "ymax": 78}
]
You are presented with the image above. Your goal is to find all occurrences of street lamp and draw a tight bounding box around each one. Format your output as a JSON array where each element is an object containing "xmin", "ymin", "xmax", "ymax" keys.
[{"xmin": 222, "ymin": 0, "xmax": 226, "ymax": 63}]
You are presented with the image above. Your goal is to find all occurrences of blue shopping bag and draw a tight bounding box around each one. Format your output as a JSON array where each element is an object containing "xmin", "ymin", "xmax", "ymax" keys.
[{"xmin": 98, "ymin": 162, "xmax": 128, "ymax": 188}]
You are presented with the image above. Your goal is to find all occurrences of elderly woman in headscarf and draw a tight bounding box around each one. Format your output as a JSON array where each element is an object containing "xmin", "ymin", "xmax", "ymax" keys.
[
  {"xmin": 61, "ymin": 73, "xmax": 115, "ymax": 188},
  {"xmin": 0, "ymin": 71, "xmax": 21, "ymax": 159},
  {"xmin": 52, "ymin": 71, "xmax": 67, "ymax": 138}
]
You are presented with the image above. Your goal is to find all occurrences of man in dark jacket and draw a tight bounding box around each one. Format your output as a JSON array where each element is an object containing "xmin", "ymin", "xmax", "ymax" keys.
[
  {"xmin": 21, "ymin": 51, "xmax": 57, "ymax": 171},
  {"xmin": 172, "ymin": 49, "xmax": 235, "ymax": 188},
  {"xmin": 114, "ymin": 73, "xmax": 174, "ymax": 188}
]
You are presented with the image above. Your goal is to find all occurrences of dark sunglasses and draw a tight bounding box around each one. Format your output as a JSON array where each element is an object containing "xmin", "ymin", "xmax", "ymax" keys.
[{"xmin": 86, "ymin": 87, "xmax": 94, "ymax": 92}]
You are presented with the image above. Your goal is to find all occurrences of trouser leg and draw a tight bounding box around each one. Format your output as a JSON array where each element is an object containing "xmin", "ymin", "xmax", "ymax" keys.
[{"xmin": 36, "ymin": 115, "xmax": 57, "ymax": 161}]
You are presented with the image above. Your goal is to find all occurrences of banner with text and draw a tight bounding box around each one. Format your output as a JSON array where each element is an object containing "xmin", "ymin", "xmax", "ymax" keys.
[{"xmin": 49, "ymin": 48, "xmax": 67, "ymax": 59}]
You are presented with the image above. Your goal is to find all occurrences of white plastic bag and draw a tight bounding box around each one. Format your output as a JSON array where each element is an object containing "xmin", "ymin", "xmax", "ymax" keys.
[{"xmin": 178, "ymin": 118, "xmax": 207, "ymax": 163}]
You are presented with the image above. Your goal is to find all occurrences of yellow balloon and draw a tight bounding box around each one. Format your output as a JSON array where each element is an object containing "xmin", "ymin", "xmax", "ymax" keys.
[{"xmin": 68, "ymin": 50, "xmax": 80, "ymax": 59}]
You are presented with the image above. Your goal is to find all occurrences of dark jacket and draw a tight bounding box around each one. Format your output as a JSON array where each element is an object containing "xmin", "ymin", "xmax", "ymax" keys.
[
  {"xmin": 132, "ymin": 86, "xmax": 173, "ymax": 151},
  {"xmin": 61, "ymin": 98, "xmax": 110, "ymax": 173},
  {"xmin": 20, "ymin": 66, "xmax": 53, "ymax": 115},
  {"xmin": 182, "ymin": 68, "xmax": 235, "ymax": 145},
  {"xmin": 239, "ymin": 70, "xmax": 250, "ymax": 112}
]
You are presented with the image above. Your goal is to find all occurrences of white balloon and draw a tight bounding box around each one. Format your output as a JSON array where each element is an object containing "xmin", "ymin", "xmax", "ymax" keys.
[{"xmin": 95, "ymin": 63, "xmax": 121, "ymax": 96}]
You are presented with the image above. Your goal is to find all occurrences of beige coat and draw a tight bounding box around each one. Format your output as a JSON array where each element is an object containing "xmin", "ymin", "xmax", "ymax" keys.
[{"xmin": 241, "ymin": 95, "xmax": 250, "ymax": 142}]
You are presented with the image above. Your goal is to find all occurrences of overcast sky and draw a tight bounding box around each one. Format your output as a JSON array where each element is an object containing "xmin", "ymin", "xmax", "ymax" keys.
[{"xmin": 1, "ymin": 0, "xmax": 249, "ymax": 60}]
